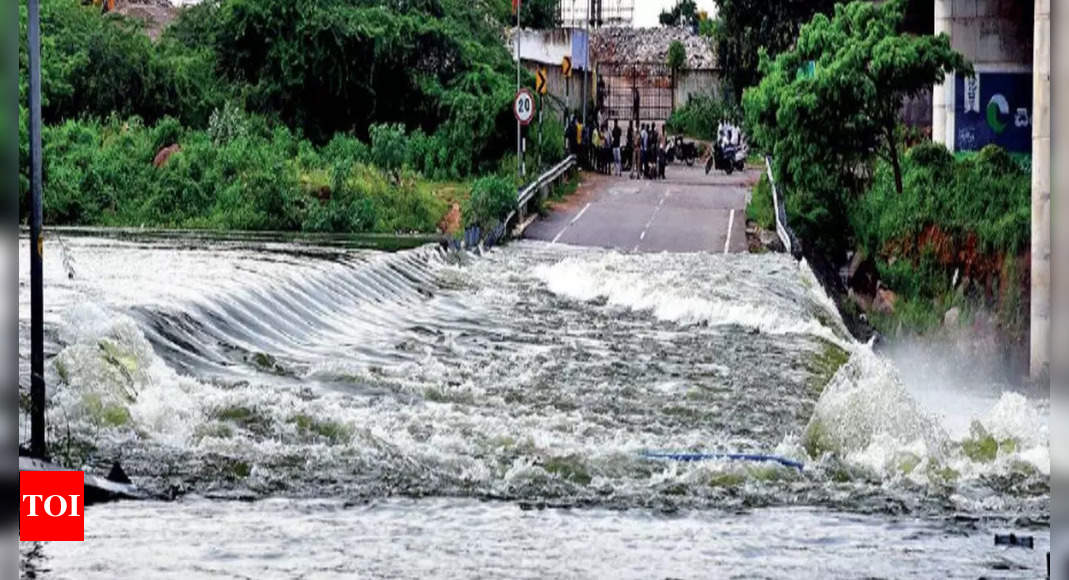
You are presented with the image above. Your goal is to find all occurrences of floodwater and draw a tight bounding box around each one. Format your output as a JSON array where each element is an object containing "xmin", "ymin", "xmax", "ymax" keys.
[{"xmin": 18, "ymin": 233, "xmax": 1049, "ymax": 578}]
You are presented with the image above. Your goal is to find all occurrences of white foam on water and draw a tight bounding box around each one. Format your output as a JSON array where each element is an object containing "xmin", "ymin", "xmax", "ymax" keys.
[
  {"xmin": 804, "ymin": 345, "xmax": 1049, "ymax": 484},
  {"xmin": 51, "ymin": 303, "xmax": 205, "ymax": 448},
  {"xmin": 533, "ymin": 252, "xmax": 845, "ymax": 342}
]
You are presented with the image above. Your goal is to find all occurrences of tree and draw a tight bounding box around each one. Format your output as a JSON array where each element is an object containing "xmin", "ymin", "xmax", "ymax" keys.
[
  {"xmin": 742, "ymin": 0, "xmax": 970, "ymax": 256},
  {"xmin": 667, "ymin": 40, "xmax": 687, "ymax": 73},
  {"xmin": 711, "ymin": 0, "xmax": 839, "ymax": 103},
  {"xmin": 667, "ymin": 40, "xmax": 687, "ymax": 110},
  {"xmin": 659, "ymin": 0, "xmax": 697, "ymax": 28},
  {"xmin": 194, "ymin": 0, "xmax": 516, "ymax": 144},
  {"xmin": 521, "ymin": 0, "xmax": 560, "ymax": 29}
]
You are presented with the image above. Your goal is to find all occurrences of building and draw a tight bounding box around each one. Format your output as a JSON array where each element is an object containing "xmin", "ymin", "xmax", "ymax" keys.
[
  {"xmin": 511, "ymin": 25, "xmax": 720, "ymax": 125},
  {"xmin": 931, "ymin": 0, "xmax": 1035, "ymax": 154}
]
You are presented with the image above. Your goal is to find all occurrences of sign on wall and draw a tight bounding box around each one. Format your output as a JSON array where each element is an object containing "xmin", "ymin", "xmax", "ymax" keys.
[
  {"xmin": 954, "ymin": 72, "xmax": 1033, "ymax": 154},
  {"xmin": 570, "ymin": 30, "xmax": 588, "ymax": 71}
]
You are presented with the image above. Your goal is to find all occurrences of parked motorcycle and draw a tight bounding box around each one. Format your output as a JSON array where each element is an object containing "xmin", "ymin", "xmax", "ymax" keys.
[{"xmin": 669, "ymin": 136, "xmax": 698, "ymax": 166}]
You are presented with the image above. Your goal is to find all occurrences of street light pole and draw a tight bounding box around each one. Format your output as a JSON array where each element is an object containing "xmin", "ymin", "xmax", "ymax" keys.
[{"xmin": 27, "ymin": 0, "xmax": 46, "ymax": 459}]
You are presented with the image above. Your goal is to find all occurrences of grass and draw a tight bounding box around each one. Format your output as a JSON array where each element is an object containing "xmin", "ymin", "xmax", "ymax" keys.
[{"xmin": 746, "ymin": 172, "xmax": 775, "ymax": 230}]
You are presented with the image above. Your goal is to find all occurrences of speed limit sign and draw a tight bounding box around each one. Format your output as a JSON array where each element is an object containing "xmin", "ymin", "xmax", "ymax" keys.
[{"xmin": 513, "ymin": 89, "xmax": 535, "ymax": 126}]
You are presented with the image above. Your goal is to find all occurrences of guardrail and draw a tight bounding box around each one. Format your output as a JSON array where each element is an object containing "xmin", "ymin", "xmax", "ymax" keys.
[
  {"xmin": 764, "ymin": 155, "xmax": 802, "ymax": 259},
  {"xmin": 516, "ymin": 154, "xmax": 577, "ymax": 209},
  {"xmin": 460, "ymin": 155, "xmax": 577, "ymax": 251},
  {"xmin": 503, "ymin": 154, "xmax": 577, "ymax": 234}
]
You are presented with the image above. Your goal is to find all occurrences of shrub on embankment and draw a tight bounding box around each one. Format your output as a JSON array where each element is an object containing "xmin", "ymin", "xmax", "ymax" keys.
[
  {"xmin": 19, "ymin": 0, "xmax": 567, "ymax": 233},
  {"xmin": 39, "ymin": 115, "xmax": 447, "ymax": 233},
  {"xmin": 740, "ymin": 0, "xmax": 1029, "ymax": 357},
  {"xmin": 850, "ymin": 143, "xmax": 1030, "ymax": 340}
]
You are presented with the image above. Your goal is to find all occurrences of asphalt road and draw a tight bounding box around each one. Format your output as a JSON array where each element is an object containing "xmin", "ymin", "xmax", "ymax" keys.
[{"xmin": 524, "ymin": 164, "xmax": 759, "ymax": 254}]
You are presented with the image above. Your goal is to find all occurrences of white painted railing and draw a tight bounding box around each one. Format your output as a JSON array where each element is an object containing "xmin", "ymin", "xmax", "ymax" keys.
[{"xmin": 765, "ymin": 155, "xmax": 801, "ymax": 258}]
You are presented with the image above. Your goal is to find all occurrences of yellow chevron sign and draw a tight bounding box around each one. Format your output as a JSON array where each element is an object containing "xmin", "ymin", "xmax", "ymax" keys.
[
  {"xmin": 536, "ymin": 67, "xmax": 548, "ymax": 95},
  {"xmin": 562, "ymin": 56, "xmax": 572, "ymax": 78}
]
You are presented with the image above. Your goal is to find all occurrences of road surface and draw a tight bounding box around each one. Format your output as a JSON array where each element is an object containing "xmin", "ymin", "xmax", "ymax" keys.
[{"xmin": 525, "ymin": 164, "xmax": 759, "ymax": 254}]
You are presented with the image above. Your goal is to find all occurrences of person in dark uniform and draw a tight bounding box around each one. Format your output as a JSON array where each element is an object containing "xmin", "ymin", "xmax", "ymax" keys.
[
  {"xmin": 611, "ymin": 120, "xmax": 622, "ymax": 176},
  {"xmin": 632, "ymin": 86, "xmax": 640, "ymax": 125}
]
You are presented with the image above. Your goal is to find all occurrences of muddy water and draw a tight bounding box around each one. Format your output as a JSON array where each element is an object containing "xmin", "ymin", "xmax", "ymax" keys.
[{"xmin": 18, "ymin": 234, "xmax": 1049, "ymax": 578}]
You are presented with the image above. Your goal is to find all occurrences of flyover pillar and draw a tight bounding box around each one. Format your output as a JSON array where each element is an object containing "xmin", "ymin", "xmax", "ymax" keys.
[
  {"xmin": 1031, "ymin": 0, "xmax": 1050, "ymax": 379},
  {"xmin": 932, "ymin": 0, "xmax": 953, "ymax": 148}
]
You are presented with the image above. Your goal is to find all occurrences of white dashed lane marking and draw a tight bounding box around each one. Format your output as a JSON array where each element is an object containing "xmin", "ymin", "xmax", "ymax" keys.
[{"xmin": 551, "ymin": 202, "xmax": 592, "ymax": 244}]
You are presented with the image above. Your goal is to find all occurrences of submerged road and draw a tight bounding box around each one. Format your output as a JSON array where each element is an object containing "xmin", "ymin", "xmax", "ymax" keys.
[{"xmin": 524, "ymin": 164, "xmax": 760, "ymax": 253}]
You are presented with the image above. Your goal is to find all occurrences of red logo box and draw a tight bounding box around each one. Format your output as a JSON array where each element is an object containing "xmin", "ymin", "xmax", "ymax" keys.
[{"xmin": 20, "ymin": 471, "xmax": 85, "ymax": 541}]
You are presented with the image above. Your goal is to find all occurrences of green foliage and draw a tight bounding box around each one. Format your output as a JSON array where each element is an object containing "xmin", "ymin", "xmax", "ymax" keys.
[
  {"xmin": 852, "ymin": 143, "xmax": 1031, "ymax": 257},
  {"xmin": 743, "ymin": 0, "xmax": 970, "ymax": 258},
  {"xmin": 698, "ymin": 17, "xmax": 715, "ymax": 38},
  {"xmin": 852, "ymin": 143, "xmax": 1029, "ymax": 338},
  {"xmin": 746, "ymin": 172, "xmax": 775, "ymax": 230},
  {"xmin": 19, "ymin": 0, "xmax": 225, "ymax": 126},
  {"xmin": 37, "ymin": 114, "xmax": 445, "ymax": 234},
  {"xmin": 659, "ymin": 0, "xmax": 698, "ymax": 28},
  {"xmin": 665, "ymin": 92, "xmax": 738, "ymax": 141},
  {"xmin": 19, "ymin": 0, "xmax": 576, "ymax": 229},
  {"xmin": 207, "ymin": 101, "xmax": 250, "ymax": 146},
  {"xmin": 713, "ymin": 0, "xmax": 838, "ymax": 102},
  {"xmin": 521, "ymin": 0, "xmax": 560, "ymax": 29},
  {"xmin": 464, "ymin": 175, "xmax": 515, "ymax": 230},
  {"xmin": 369, "ymin": 124, "xmax": 409, "ymax": 176},
  {"xmin": 192, "ymin": 0, "xmax": 517, "ymax": 145},
  {"xmin": 667, "ymin": 41, "xmax": 687, "ymax": 74}
]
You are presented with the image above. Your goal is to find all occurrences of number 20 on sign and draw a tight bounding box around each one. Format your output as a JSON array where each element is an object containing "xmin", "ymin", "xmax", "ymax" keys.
[{"xmin": 513, "ymin": 89, "xmax": 535, "ymax": 126}]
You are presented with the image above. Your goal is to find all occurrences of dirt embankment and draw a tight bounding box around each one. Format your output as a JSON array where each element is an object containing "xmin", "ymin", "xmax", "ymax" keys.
[{"xmin": 841, "ymin": 225, "xmax": 1031, "ymax": 381}]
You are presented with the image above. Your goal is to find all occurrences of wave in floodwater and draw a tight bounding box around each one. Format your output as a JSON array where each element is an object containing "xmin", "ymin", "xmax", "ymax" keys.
[{"xmin": 18, "ymin": 236, "xmax": 1048, "ymax": 518}]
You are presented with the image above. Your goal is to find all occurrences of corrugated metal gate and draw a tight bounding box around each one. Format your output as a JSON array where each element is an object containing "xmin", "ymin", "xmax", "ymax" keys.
[{"xmin": 596, "ymin": 62, "xmax": 674, "ymax": 124}]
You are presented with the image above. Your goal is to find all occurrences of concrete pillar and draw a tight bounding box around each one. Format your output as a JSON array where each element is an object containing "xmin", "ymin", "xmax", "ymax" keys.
[
  {"xmin": 1030, "ymin": 0, "xmax": 1050, "ymax": 379},
  {"xmin": 932, "ymin": 0, "xmax": 953, "ymax": 148}
]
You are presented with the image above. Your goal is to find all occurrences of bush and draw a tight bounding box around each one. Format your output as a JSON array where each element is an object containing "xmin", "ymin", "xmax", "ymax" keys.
[
  {"xmin": 20, "ymin": 0, "xmax": 225, "ymax": 127},
  {"xmin": 852, "ymin": 143, "xmax": 1030, "ymax": 257},
  {"xmin": 665, "ymin": 92, "xmax": 737, "ymax": 141},
  {"xmin": 465, "ymin": 176, "xmax": 515, "ymax": 230},
  {"xmin": 746, "ymin": 173, "xmax": 775, "ymax": 230},
  {"xmin": 369, "ymin": 124, "xmax": 409, "ymax": 177},
  {"xmin": 36, "ymin": 115, "xmax": 449, "ymax": 234}
]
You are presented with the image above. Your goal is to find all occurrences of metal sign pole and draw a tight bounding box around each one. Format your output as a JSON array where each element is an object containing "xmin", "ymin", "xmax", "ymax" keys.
[
  {"xmin": 27, "ymin": 0, "xmax": 46, "ymax": 459},
  {"xmin": 516, "ymin": 4, "xmax": 522, "ymax": 178},
  {"xmin": 538, "ymin": 94, "xmax": 543, "ymax": 169}
]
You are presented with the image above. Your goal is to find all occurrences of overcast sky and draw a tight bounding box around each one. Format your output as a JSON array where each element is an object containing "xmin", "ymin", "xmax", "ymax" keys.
[{"xmin": 633, "ymin": 0, "xmax": 718, "ymax": 28}]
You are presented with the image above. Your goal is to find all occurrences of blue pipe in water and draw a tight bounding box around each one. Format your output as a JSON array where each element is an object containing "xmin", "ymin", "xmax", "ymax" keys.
[{"xmin": 640, "ymin": 451, "xmax": 804, "ymax": 471}]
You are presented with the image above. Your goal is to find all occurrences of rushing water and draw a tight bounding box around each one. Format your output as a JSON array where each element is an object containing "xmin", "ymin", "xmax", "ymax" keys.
[{"xmin": 18, "ymin": 233, "xmax": 1049, "ymax": 578}]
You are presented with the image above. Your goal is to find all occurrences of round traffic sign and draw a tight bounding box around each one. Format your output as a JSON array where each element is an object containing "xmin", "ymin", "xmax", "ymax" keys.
[{"xmin": 513, "ymin": 89, "xmax": 535, "ymax": 125}]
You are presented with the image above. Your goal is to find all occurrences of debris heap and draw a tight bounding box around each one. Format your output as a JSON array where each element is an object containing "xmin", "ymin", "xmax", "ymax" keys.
[{"xmin": 591, "ymin": 27, "xmax": 717, "ymax": 68}]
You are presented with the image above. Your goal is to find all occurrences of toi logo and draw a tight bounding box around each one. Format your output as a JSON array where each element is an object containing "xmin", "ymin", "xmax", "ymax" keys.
[{"xmin": 20, "ymin": 471, "xmax": 85, "ymax": 541}]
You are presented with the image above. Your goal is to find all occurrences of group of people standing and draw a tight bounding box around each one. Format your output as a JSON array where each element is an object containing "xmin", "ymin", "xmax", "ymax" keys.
[
  {"xmin": 631, "ymin": 121, "xmax": 667, "ymax": 180},
  {"xmin": 564, "ymin": 115, "xmax": 667, "ymax": 180}
]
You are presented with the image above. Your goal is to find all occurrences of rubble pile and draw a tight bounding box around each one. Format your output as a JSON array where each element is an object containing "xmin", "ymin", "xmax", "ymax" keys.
[{"xmin": 591, "ymin": 27, "xmax": 716, "ymax": 68}]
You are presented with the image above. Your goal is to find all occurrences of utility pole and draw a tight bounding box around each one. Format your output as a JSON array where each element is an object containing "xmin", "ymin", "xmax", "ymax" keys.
[
  {"xmin": 28, "ymin": 0, "xmax": 46, "ymax": 459},
  {"xmin": 516, "ymin": 3, "xmax": 522, "ymax": 178}
]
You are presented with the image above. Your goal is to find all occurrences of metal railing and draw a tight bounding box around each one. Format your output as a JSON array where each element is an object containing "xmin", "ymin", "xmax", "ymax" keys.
[
  {"xmin": 764, "ymin": 155, "xmax": 802, "ymax": 259},
  {"xmin": 516, "ymin": 154, "xmax": 577, "ymax": 209},
  {"xmin": 457, "ymin": 155, "xmax": 577, "ymax": 251}
]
